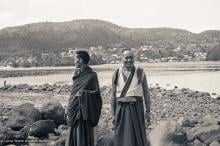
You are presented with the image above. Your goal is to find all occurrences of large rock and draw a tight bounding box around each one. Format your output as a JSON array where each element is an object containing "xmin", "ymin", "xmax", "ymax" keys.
[
  {"xmin": 199, "ymin": 115, "xmax": 220, "ymax": 126},
  {"xmin": 0, "ymin": 127, "xmax": 28, "ymax": 145},
  {"xmin": 193, "ymin": 125, "xmax": 220, "ymax": 144},
  {"xmin": 96, "ymin": 132, "xmax": 114, "ymax": 146},
  {"xmin": 41, "ymin": 83, "xmax": 50, "ymax": 91},
  {"xmin": 6, "ymin": 103, "xmax": 42, "ymax": 130},
  {"xmin": 187, "ymin": 139, "xmax": 206, "ymax": 146},
  {"xmin": 54, "ymin": 125, "xmax": 68, "ymax": 136},
  {"xmin": 180, "ymin": 117, "xmax": 198, "ymax": 128},
  {"xmin": 54, "ymin": 138, "xmax": 66, "ymax": 146},
  {"xmin": 149, "ymin": 121, "xmax": 187, "ymax": 146},
  {"xmin": 210, "ymin": 141, "xmax": 220, "ymax": 146},
  {"xmin": 29, "ymin": 120, "xmax": 56, "ymax": 138},
  {"xmin": 41, "ymin": 101, "xmax": 65, "ymax": 126},
  {"xmin": 0, "ymin": 116, "xmax": 7, "ymax": 127}
]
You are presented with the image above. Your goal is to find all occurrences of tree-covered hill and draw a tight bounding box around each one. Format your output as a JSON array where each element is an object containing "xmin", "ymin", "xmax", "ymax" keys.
[{"xmin": 0, "ymin": 19, "xmax": 220, "ymax": 58}]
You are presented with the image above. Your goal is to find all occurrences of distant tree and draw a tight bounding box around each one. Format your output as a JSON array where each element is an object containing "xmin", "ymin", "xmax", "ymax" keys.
[
  {"xmin": 59, "ymin": 57, "xmax": 74, "ymax": 66},
  {"xmin": 206, "ymin": 44, "xmax": 220, "ymax": 61},
  {"xmin": 89, "ymin": 53, "xmax": 106, "ymax": 65},
  {"xmin": 20, "ymin": 61, "xmax": 31, "ymax": 67}
]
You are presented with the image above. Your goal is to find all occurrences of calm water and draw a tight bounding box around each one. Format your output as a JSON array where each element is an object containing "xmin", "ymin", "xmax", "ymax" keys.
[
  {"xmin": 0, "ymin": 70, "xmax": 220, "ymax": 95},
  {"xmin": 147, "ymin": 71, "xmax": 220, "ymax": 95}
]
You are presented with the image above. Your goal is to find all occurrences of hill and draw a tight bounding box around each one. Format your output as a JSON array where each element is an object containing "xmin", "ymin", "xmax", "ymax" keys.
[{"xmin": 0, "ymin": 19, "xmax": 220, "ymax": 58}]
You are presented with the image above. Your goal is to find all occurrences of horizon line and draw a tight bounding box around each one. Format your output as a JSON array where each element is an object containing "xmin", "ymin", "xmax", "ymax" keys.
[{"xmin": 0, "ymin": 18, "xmax": 219, "ymax": 34}]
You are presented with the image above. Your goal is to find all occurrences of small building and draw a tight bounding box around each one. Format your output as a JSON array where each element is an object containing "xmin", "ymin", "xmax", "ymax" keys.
[
  {"xmin": 68, "ymin": 48, "xmax": 75, "ymax": 57},
  {"xmin": 41, "ymin": 53, "xmax": 50, "ymax": 59}
]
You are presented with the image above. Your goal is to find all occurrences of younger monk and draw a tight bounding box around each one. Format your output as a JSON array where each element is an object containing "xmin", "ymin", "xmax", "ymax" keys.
[{"xmin": 66, "ymin": 50, "xmax": 102, "ymax": 146}]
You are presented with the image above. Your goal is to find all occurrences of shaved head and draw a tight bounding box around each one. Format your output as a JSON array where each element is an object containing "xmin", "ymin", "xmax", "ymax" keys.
[
  {"xmin": 121, "ymin": 49, "xmax": 134, "ymax": 69},
  {"xmin": 122, "ymin": 49, "xmax": 134, "ymax": 58}
]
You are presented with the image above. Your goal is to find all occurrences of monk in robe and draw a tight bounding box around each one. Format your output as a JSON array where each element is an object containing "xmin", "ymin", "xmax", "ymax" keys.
[
  {"xmin": 66, "ymin": 51, "xmax": 102, "ymax": 146},
  {"xmin": 111, "ymin": 49, "xmax": 151, "ymax": 146}
]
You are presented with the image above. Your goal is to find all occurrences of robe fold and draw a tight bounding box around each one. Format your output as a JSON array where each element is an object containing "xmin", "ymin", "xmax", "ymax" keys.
[
  {"xmin": 114, "ymin": 97, "xmax": 149, "ymax": 146},
  {"xmin": 66, "ymin": 67, "xmax": 102, "ymax": 146}
]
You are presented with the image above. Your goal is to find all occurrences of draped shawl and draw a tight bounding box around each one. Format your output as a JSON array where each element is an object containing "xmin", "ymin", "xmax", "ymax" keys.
[{"xmin": 67, "ymin": 67, "xmax": 102, "ymax": 127}]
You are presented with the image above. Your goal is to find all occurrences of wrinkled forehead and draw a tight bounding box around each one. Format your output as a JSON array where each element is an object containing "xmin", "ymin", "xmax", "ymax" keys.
[{"xmin": 122, "ymin": 50, "xmax": 134, "ymax": 58}]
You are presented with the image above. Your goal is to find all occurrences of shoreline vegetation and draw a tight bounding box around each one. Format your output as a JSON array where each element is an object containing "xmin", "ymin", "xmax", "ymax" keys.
[{"xmin": 0, "ymin": 83, "xmax": 220, "ymax": 145}]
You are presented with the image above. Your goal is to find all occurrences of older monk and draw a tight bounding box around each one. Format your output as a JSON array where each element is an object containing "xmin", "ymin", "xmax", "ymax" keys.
[{"xmin": 111, "ymin": 49, "xmax": 151, "ymax": 146}]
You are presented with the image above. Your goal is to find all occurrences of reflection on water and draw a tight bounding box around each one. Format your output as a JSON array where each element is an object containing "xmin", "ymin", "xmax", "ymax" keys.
[{"xmin": 0, "ymin": 71, "xmax": 220, "ymax": 95}]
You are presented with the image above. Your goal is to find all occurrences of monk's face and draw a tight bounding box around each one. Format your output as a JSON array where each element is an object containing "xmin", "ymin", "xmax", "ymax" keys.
[
  {"xmin": 74, "ymin": 54, "xmax": 84, "ymax": 68},
  {"xmin": 122, "ymin": 50, "xmax": 134, "ymax": 69}
]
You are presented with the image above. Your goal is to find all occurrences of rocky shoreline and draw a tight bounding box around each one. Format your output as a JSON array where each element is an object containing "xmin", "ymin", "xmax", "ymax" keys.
[
  {"xmin": 0, "ymin": 84, "xmax": 220, "ymax": 146},
  {"xmin": 0, "ymin": 69, "xmax": 74, "ymax": 78}
]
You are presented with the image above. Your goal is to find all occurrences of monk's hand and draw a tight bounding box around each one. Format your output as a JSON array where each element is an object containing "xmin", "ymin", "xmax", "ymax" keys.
[
  {"xmin": 112, "ymin": 117, "xmax": 115, "ymax": 125},
  {"xmin": 79, "ymin": 90, "xmax": 83, "ymax": 95},
  {"xmin": 145, "ymin": 113, "xmax": 151, "ymax": 126},
  {"xmin": 111, "ymin": 117, "xmax": 115, "ymax": 130},
  {"xmin": 77, "ymin": 90, "xmax": 85, "ymax": 96}
]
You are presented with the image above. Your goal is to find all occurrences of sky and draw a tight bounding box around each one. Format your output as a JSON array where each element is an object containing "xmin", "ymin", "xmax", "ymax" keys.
[{"xmin": 0, "ymin": 0, "xmax": 220, "ymax": 33}]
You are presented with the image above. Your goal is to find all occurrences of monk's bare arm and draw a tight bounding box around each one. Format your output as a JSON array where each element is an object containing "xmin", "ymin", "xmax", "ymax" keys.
[
  {"xmin": 142, "ymin": 73, "xmax": 151, "ymax": 122},
  {"xmin": 111, "ymin": 71, "xmax": 117, "ymax": 117}
]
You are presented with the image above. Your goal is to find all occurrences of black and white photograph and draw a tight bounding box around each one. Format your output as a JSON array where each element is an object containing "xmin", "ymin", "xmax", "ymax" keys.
[{"xmin": 0, "ymin": 0, "xmax": 220, "ymax": 146}]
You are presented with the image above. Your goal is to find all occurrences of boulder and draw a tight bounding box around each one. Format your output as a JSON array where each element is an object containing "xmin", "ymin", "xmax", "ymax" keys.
[
  {"xmin": 0, "ymin": 116, "xmax": 7, "ymax": 127},
  {"xmin": 187, "ymin": 139, "xmax": 206, "ymax": 146},
  {"xmin": 193, "ymin": 125, "xmax": 220, "ymax": 144},
  {"xmin": 149, "ymin": 121, "xmax": 187, "ymax": 146},
  {"xmin": 212, "ymin": 93, "xmax": 217, "ymax": 96},
  {"xmin": 0, "ymin": 127, "xmax": 28, "ymax": 145},
  {"xmin": 7, "ymin": 85, "xmax": 16, "ymax": 91},
  {"xmin": 199, "ymin": 115, "xmax": 220, "ymax": 126},
  {"xmin": 32, "ymin": 86, "xmax": 40, "ymax": 91},
  {"xmin": 27, "ymin": 86, "xmax": 33, "ymax": 91},
  {"xmin": 172, "ymin": 89, "xmax": 184, "ymax": 96},
  {"xmin": 54, "ymin": 138, "xmax": 66, "ymax": 146},
  {"xmin": 2, "ymin": 85, "xmax": 10, "ymax": 90},
  {"xmin": 6, "ymin": 103, "xmax": 42, "ymax": 130},
  {"xmin": 49, "ymin": 133, "xmax": 60, "ymax": 140},
  {"xmin": 96, "ymin": 132, "xmax": 114, "ymax": 146},
  {"xmin": 181, "ymin": 118, "xmax": 198, "ymax": 128},
  {"xmin": 41, "ymin": 101, "xmax": 65, "ymax": 126},
  {"xmin": 55, "ymin": 125, "xmax": 68, "ymax": 136},
  {"xmin": 54, "ymin": 88, "xmax": 62, "ymax": 93},
  {"xmin": 61, "ymin": 129, "xmax": 68, "ymax": 138},
  {"xmin": 210, "ymin": 141, "xmax": 220, "ymax": 146},
  {"xmin": 41, "ymin": 84, "xmax": 50, "ymax": 91},
  {"xmin": 186, "ymin": 132, "xmax": 195, "ymax": 143},
  {"xmin": 47, "ymin": 86, "xmax": 54, "ymax": 91},
  {"xmin": 195, "ymin": 92, "xmax": 210, "ymax": 97},
  {"xmin": 29, "ymin": 120, "xmax": 56, "ymax": 138}
]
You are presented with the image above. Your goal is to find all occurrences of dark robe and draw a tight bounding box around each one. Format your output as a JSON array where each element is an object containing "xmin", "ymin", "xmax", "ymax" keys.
[
  {"xmin": 66, "ymin": 67, "xmax": 102, "ymax": 146},
  {"xmin": 114, "ymin": 97, "xmax": 149, "ymax": 146},
  {"xmin": 112, "ymin": 67, "xmax": 150, "ymax": 146}
]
